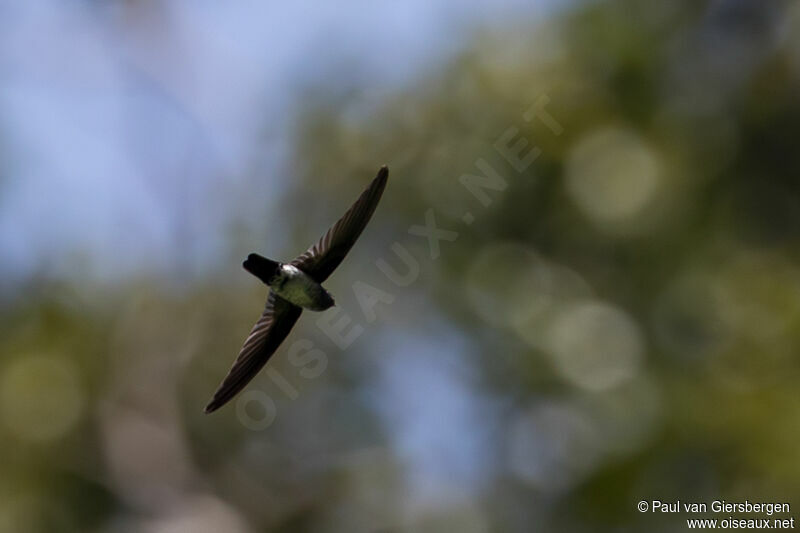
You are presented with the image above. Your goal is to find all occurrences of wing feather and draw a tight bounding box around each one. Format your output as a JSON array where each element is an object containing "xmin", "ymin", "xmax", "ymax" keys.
[
  {"xmin": 291, "ymin": 166, "xmax": 388, "ymax": 282},
  {"xmin": 205, "ymin": 292, "xmax": 302, "ymax": 413}
]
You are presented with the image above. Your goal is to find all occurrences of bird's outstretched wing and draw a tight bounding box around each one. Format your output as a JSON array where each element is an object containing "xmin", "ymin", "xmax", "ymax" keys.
[
  {"xmin": 291, "ymin": 165, "xmax": 388, "ymax": 283},
  {"xmin": 205, "ymin": 292, "xmax": 302, "ymax": 413}
]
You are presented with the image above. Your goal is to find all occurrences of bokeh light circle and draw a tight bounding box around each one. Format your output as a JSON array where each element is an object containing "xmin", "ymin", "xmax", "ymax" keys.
[
  {"xmin": 465, "ymin": 243, "xmax": 567, "ymax": 328},
  {"xmin": 507, "ymin": 401, "xmax": 602, "ymax": 493},
  {"xmin": 511, "ymin": 262, "xmax": 594, "ymax": 350},
  {"xmin": 565, "ymin": 127, "xmax": 662, "ymax": 229},
  {"xmin": 545, "ymin": 300, "xmax": 644, "ymax": 391}
]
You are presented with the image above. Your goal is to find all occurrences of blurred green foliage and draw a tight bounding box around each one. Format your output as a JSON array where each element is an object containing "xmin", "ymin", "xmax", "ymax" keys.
[{"xmin": 3, "ymin": 1, "xmax": 800, "ymax": 531}]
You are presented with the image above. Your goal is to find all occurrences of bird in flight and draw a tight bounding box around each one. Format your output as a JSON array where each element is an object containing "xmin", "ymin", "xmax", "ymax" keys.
[{"xmin": 205, "ymin": 165, "xmax": 389, "ymax": 413}]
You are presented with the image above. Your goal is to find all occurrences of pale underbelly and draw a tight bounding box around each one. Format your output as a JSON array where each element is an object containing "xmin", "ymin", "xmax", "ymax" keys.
[{"xmin": 272, "ymin": 276, "xmax": 329, "ymax": 310}]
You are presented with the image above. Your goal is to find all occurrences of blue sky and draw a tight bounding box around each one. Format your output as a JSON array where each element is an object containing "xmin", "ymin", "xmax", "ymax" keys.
[{"xmin": 0, "ymin": 0, "xmax": 562, "ymax": 285}]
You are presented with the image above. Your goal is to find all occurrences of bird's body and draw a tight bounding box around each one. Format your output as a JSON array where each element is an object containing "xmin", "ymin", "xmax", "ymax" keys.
[
  {"xmin": 264, "ymin": 262, "xmax": 334, "ymax": 311},
  {"xmin": 205, "ymin": 165, "xmax": 389, "ymax": 413}
]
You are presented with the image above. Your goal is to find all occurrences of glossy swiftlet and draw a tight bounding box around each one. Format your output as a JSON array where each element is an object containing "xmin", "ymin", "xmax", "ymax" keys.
[{"xmin": 205, "ymin": 166, "xmax": 389, "ymax": 413}]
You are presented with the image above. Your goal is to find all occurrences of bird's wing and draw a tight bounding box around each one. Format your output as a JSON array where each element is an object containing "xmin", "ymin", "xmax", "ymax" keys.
[
  {"xmin": 290, "ymin": 165, "xmax": 388, "ymax": 283},
  {"xmin": 205, "ymin": 292, "xmax": 302, "ymax": 413}
]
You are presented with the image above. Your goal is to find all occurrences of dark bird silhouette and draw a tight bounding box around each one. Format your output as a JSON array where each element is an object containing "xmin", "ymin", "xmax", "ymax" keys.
[{"xmin": 205, "ymin": 166, "xmax": 389, "ymax": 413}]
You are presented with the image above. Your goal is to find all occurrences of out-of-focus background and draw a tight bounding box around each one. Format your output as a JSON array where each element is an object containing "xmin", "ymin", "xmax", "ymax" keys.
[{"xmin": 2, "ymin": 0, "xmax": 800, "ymax": 531}]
